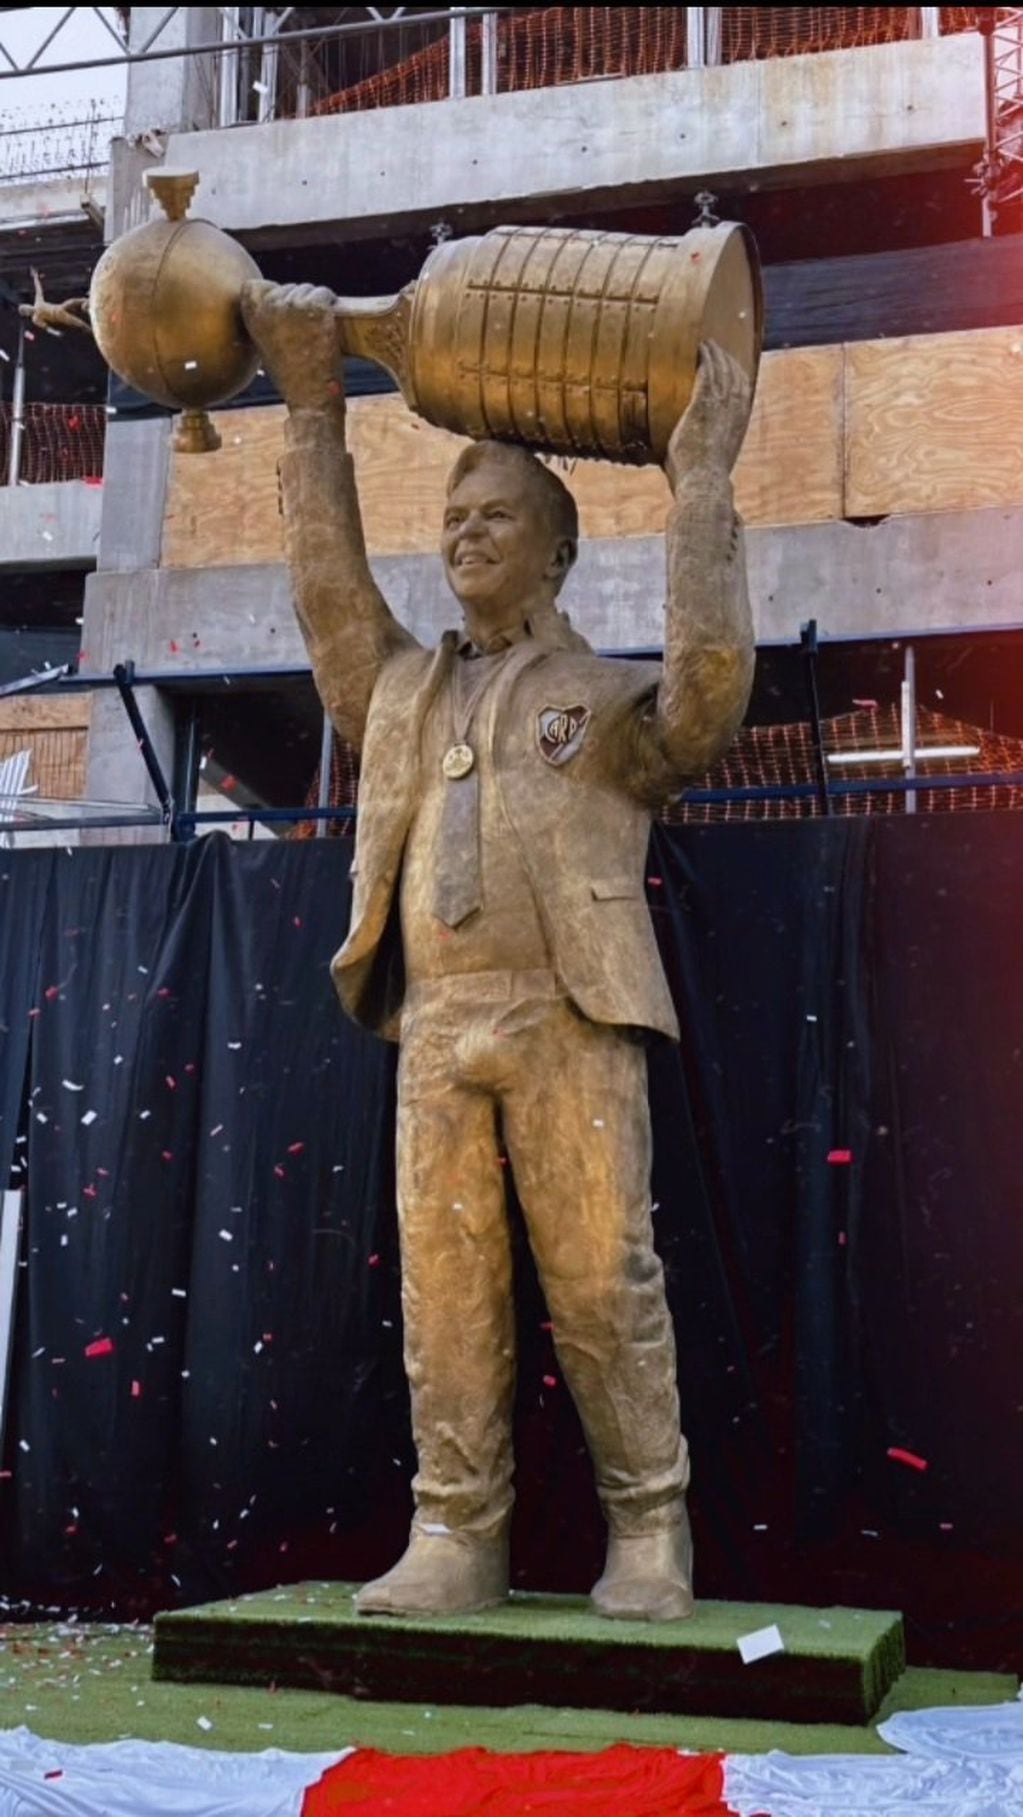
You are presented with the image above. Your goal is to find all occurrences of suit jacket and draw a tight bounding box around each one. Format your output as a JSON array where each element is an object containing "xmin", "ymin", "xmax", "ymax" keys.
[{"xmin": 279, "ymin": 408, "xmax": 754, "ymax": 1045}]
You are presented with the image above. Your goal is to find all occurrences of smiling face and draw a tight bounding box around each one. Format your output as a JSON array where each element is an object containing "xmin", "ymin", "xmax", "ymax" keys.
[{"xmin": 441, "ymin": 452, "xmax": 572, "ymax": 634}]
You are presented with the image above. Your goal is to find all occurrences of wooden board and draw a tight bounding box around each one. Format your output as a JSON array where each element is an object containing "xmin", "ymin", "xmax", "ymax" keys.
[
  {"xmin": 160, "ymin": 344, "xmax": 844, "ymax": 568},
  {"xmin": 845, "ymin": 326, "xmax": 1023, "ymax": 518},
  {"xmin": 0, "ymin": 728, "xmax": 88, "ymax": 800},
  {"xmin": 0, "ymin": 695, "xmax": 90, "ymax": 734}
]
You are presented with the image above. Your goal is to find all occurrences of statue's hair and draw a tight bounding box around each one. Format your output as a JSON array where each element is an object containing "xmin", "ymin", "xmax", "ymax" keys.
[{"xmin": 446, "ymin": 440, "xmax": 579, "ymax": 551}]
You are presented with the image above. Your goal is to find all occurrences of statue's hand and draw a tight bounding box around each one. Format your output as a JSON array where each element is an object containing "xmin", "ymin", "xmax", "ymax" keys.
[
  {"xmin": 240, "ymin": 279, "xmax": 344, "ymax": 413},
  {"xmin": 664, "ymin": 340, "xmax": 752, "ymax": 489}
]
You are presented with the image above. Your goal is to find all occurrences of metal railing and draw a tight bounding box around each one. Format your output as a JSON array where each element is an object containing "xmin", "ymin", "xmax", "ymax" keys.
[
  {"xmin": 3, "ymin": 630, "xmax": 1023, "ymax": 841},
  {"xmin": 0, "ymin": 8, "xmax": 986, "ymax": 133}
]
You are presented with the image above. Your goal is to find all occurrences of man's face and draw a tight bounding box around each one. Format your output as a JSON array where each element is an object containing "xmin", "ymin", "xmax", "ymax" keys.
[{"xmin": 441, "ymin": 458, "xmax": 561, "ymax": 625}]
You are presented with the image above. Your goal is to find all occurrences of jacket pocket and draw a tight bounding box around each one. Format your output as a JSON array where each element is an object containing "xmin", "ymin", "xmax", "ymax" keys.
[{"xmin": 590, "ymin": 880, "xmax": 642, "ymax": 901}]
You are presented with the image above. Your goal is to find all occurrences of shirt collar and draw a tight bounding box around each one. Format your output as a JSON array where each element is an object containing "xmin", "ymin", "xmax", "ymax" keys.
[{"xmin": 456, "ymin": 610, "xmax": 587, "ymax": 658}]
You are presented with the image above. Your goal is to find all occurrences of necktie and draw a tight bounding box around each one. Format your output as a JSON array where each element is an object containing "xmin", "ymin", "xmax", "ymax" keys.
[{"xmin": 432, "ymin": 654, "xmax": 502, "ymax": 929}]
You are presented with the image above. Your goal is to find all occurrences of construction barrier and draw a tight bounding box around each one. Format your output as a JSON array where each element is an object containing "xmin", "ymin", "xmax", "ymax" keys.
[
  {"xmin": 316, "ymin": 6, "xmax": 982, "ymax": 115},
  {"xmin": 0, "ymin": 402, "xmax": 106, "ymax": 488}
]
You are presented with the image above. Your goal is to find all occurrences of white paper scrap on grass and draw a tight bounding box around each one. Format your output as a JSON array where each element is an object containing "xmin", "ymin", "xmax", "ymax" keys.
[
  {"xmin": 0, "ymin": 1728, "xmax": 352, "ymax": 1817},
  {"xmin": 736, "ymin": 1622, "xmax": 785, "ymax": 1665}
]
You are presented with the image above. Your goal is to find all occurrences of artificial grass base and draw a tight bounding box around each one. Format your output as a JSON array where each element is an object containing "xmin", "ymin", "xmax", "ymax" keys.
[
  {"xmin": 0, "ymin": 1623, "xmax": 1015, "ymax": 1758},
  {"xmin": 153, "ymin": 1582, "xmax": 906, "ymax": 1725}
]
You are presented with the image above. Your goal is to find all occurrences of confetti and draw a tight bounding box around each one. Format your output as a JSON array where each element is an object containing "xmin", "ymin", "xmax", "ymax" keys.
[
  {"xmin": 84, "ymin": 1337, "xmax": 114, "ymax": 1359},
  {"xmin": 218, "ymin": 1230, "xmax": 233, "ymax": 1243},
  {"xmin": 80, "ymin": 1110, "xmax": 98, "ymax": 1127},
  {"xmin": 367, "ymin": 1253, "xmax": 381, "ymax": 1267},
  {"xmin": 131, "ymin": 1380, "xmax": 142, "ymax": 1399},
  {"xmin": 737, "ymin": 1623, "xmax": 785, "ymax": 1664},
  {"xmin": 542, "ymin": 1374, "xmax": 557, "ymax": 1388},
  {"xmin": 61, "ymin": 1080, "xmax": 84, "ymax": 1093},
  {"xmin": 887, "ymin": 1446, "xmax": 928, "ymax": 1472},
  {"xmin": 827, "ymin": 1148, "xmax": 853, "ymax": 1165},
  {"xmin": 287, "ymin": 1141, "xmax": 305, "ymax": 1156},
  {"xmin": 196, "ymin": 1716, "xmax": 213, "ymax": 1732}
]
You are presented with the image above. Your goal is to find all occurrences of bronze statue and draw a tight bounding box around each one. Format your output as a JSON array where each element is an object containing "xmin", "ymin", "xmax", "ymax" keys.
[{"xmin": 240, "ymin": 276, "xmax": 755, "ymax": 1624}]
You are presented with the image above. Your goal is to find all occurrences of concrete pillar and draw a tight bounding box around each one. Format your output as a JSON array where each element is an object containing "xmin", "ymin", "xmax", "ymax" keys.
[
  {"xmin": 123, "ymin": 7, "xmax": 221, "ymax": 137},
  {"xmin": 83, "ymin": 686, "xmax": 175, "ymax": 848}
]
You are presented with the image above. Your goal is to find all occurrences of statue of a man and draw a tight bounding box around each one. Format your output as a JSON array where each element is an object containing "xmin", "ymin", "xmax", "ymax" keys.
[{"xmin": 241, "ymin": 278, "xmax": 754, "ymax": 1623}]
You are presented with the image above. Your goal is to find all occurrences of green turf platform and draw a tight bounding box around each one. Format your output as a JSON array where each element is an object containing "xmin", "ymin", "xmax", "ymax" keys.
[{"xmin": 153, "ymin": 1582, "xmax": 905, "ymax": 1725}]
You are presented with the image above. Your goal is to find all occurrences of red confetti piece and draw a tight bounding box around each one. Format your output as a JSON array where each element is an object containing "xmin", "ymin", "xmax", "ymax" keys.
[
  {"xmin": 44, "ymin": 1770, "xmax": 63, "ymax": 1780},
  {"xmin": 292, "ymin": 916, "xmax": 302, "ymax": 928},
  {"xmin": 274, "ymin": 1164, "xmax": 286, "ymax": 1179},
  {"xmin": 287, "ymin": 1142, "xmax": 305, "ymax": 1155},
  {"xmin": 838, "ymin": 1230, "xmax": 847, "ymax": 1247},
  {"xmin": 83, "ymin": 477, "xmax": 104, "ymax": 489},
  {"xmin": 84, "ymin": 1336, "xmax": 114, "ymax": 1359},
  {"xmin": 131, "ymin": 1380, "xmax": 142, "ymax": 1399},
  {"xmin": 168, "ymin": 641, "xmax": 179, "ymax": 654},
  {"xmin": 156, "ymin": 987, "xmax": 172, "ymax": 1000},
  {"xmin": 185, "ymin": 1062, "xmax": 196, "ymax": 1074},
  {"xmin": 161, "ymin": 1151, "xmax": 173, "ymax": 1162},
  {"xmin": 44, "ymin": 985, "xmax": 60, "ymax": 1001},
  {"xmin": 367, "ymin": 1253, "xmax": 381, "ymax": 1267},
  {"xmin": 163, "ymin": 1533, "xmax": 178, "ymax": 1546},
  {"xmin": 83, "ymin": 1185, "xmax": 97, "ymax": 1200},
  {"xmin": 646, "ymin": 876, "xmax": 663, "ymax": 887},
  {"xmin": 887, "ymin": 1446, "xmax": 928, "ymax": 1472},
  {"xmin": 542, "ymin": 1374, "xmax": 557, "ymax": 1388},
  {"xmin": 221, "ymin": 774, "xmax": 237, "ymax": 793},
  {"xmin": 852, "ymin": 698, "xmax": 879, "ymax": 710},
  {"xmin": 827, "ymin": 1149, "xmax": 853, "ymax": 1165},
  {"xmin": 165, "ymin": 1075, "xmax": 177, "ymax": 1090}
]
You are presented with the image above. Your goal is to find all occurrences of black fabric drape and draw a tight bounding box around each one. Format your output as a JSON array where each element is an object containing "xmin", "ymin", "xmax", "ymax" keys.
[{"xmin": 0, "ymin": 826, "xmax": 1019, "ymax": 1668}]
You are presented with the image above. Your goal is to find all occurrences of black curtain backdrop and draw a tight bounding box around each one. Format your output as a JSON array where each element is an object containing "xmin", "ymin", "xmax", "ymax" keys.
[{"xmin": 0, "ymin": 824, "xmax": 1019, "ymax": 1670}]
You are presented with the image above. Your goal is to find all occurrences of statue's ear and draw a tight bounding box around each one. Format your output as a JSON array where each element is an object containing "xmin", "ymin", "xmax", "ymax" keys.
[{"xmin": 546, "ymin": 537, "xmax": 577, "ymax": 584}]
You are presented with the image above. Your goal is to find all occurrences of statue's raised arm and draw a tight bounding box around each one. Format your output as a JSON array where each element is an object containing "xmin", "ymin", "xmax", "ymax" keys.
[
  {"xmin": 241, "ymin": 280, "xmax": 420, "ymax": 751},
  {"xmin": 632, "ymin": 340, "xmax": 755, "ymax": 798}
]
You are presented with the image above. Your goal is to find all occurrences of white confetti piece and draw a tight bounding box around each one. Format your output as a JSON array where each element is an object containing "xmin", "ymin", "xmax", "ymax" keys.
[
  {"xmin": 218, "ymin": 1229, "xmax": 233, "ymax": 1243},
  {"xmin": 196, "ymin": 1715, "xmax": 213, "ymax": 1731},
  {"xmin": 18, "ymin": 1441, "xmax": 29, "ymax": 1454},
  {"xmin": 171, "ymin": 1288, "xmax": 187, "ymax": 1298},
  {"xmin": 592, "ymin": 1118, "xmax": 605, "ymax": 1129},
  {"xmin": 35, "ymin": 1112, "xmax": 48, "ymax": 1125},
  {"xmin": 61, "ymin": 1080, "xmax": 84, "ymax": 1093},
  {"xmin": 139, "ymin": 1110, "xmax": 151, "ymax": 1121},
  {"xmin": 80, "ymin": 1110, "xmax": 98, "ymax": 1126},
  {"xmin": 228, "ymin": 1042, "xmax": 241, "ymax": 1051},
  {"xmin": 737, "ymin": 1623, "xmax": 785, "ymax": 1665}
]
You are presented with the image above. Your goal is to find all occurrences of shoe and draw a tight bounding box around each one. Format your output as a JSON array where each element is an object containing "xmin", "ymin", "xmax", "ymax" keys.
[
  {"xmin": 354, "ymin": 1523, "xmax": 509, "ymax": 1617},
  {"xmin": 591, "ymin": 1505, "xmax": 694, "ymax": 1622}
]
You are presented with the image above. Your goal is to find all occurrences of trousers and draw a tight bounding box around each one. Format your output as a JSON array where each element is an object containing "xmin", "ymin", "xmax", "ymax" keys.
[{"xmin": 395, "ymin": 969, "xmax": 690, "ymax": 1539}]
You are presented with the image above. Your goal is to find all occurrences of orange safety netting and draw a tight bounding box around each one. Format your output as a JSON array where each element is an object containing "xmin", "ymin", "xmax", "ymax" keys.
[
  {"xmin": 0, "ymin": 402, "xmax": 106, "ymax": 487},
  {"xmin": 294, "ymin": 705, "xmax": 1023, "ymax": 833},
  {"xmin": 315, "ymin": 5, "xmax": 984, "ymax": 115}
]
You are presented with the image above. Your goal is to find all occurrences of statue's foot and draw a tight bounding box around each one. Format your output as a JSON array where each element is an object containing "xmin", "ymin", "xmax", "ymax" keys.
[
  {"xmin": 354, "ymin": 1525, "xmax": 508, "ymax": 1618},
  {"xmin": 591, "ymin": 1508, "xmax": 694, "ymax": 1623}
]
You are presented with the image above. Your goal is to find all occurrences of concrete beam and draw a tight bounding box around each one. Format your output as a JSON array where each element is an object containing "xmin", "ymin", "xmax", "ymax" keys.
[
  {"xmin": 0, "ymin": 481, "xmax": 101, "ymax": 570},
  {"xmin": 142, "ymin": 36, "xmax": 984, "ymax": 247},
  {"xmin": 81, "ymin": 505, "xmax": 1023, "ymax": 677}
]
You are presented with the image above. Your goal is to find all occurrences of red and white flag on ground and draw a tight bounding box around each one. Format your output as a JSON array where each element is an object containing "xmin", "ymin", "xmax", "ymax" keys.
[{"xmin": 0, "ymin": 1698, "xmax": 1018, "ymax": 1815}]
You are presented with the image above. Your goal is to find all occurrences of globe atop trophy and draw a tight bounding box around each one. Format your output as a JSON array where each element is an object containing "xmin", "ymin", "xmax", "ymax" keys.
[{"xmin": 89, "ymin": 168, "xmax": 762, "ymax": 457}]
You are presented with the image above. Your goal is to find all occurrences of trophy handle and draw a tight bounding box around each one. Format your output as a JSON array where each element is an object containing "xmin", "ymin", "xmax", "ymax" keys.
[{"xmin": 331, "ymin": 285, "xmax": 415, "ymax": 398}]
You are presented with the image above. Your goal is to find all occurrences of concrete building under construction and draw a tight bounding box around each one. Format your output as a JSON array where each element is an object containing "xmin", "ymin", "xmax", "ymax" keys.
[{"xmin": 1, "ymin": 5, "xmax": 1023, "ymax": 836}]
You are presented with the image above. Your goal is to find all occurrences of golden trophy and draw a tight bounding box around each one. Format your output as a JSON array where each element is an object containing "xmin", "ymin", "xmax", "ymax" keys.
[{"xmin": 90, "ymin": 171, "xmax": 761, "ymax": 460}]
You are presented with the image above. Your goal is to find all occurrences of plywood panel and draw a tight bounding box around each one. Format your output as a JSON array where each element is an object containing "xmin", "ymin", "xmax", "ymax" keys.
[
  {"xmin": 0, "ymin": 695, "xmax": 90, "ymax": 734},
  {"xmin": 161, "ymin": 344, "xmax": 844, "ymax": 568},
  {"xmin": 846, "ymin": 327, "xmax": 1023, "ymax": 518},
  {"xmin": 733, "ymin": 345, "xmax": 844, "ymax": 526}
]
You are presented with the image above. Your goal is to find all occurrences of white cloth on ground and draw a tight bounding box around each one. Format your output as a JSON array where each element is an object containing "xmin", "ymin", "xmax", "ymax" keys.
[
  {"xmin": 725, "ymin": 1701, "xmax": 1023, "ymax": 1817},
  {"xmin": 0, "ymin": 1728, "xmax": 350, "ymax": 1817}
]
